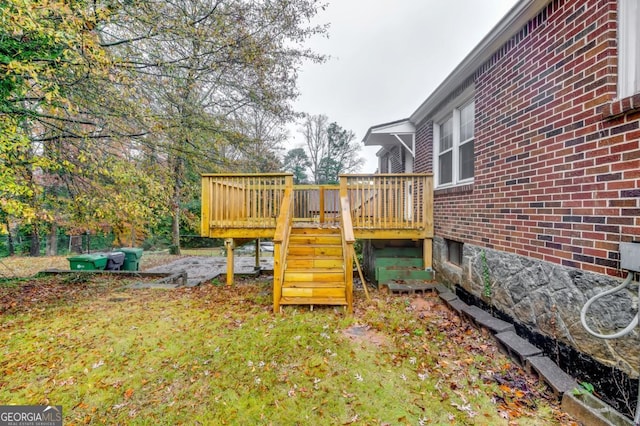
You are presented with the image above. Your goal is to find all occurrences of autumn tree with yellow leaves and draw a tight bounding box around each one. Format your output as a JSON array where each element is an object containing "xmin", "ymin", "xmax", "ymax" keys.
[{"xmin": 1, "ymin": 0, "xmax": 327, "ymax": 254}]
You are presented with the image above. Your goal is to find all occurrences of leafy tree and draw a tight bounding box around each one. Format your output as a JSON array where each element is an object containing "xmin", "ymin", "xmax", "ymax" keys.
[
  {"xmin": 321, "ymin": 122, "xmax": 363, "ymax": 183},
  {"xmin": 1, "ymin": 0, "xmax": 327, "ymax": 255},
  {"xmin": 283, "ymin": 148, "xmax": 311, "ymax": 184},
  {"xmin": 0, "ymin": 0, "xmax": 140, "ymax": 254},
  {"xmin": 299, "ymin": 115, "xmax": 363, "ymax": 184},
  {"xmin": 300, "ymin": 113, "xmax": 329, "ymax": 184},
  {"xmin": 103, "ymin": 0, "xmax": 328, "ymax": 253},
  {"xmin": 221, "ymin": 107, "xmax": 288, "ymax": 172}
]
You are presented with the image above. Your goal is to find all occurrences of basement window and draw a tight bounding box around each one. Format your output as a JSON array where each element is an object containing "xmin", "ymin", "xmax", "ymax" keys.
[{"xmin": 446, "ymin": 239, "xmax": 463, "ymax": 266}]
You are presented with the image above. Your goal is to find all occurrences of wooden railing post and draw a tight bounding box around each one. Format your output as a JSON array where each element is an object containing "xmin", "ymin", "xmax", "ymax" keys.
[
  {"xmin": 339, "ymin": 181, "xmax": 355, "ymax": 313},
  {"xmin": 273, "ymin": 187, "xmax": 293, "ymax": 313},
  {"xmin": 319, "ymin": 186, "xmax": 325, "ymax": 224},
  {"xmin": 201, "ymin": 176, "xmax": 210, "ymax": 237},
  {"xmin": 285, "ymin": 175, "xmax": 293, "ymax": 191},
  {"xmin": 423, "ymin": 175, "xmax": 433, "ymax": 270}
]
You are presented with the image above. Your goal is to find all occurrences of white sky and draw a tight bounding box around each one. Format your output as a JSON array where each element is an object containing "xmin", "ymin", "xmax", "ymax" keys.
[{"xmin": 287, "ymin": 0, "xmax": 520, "ymax": 172}]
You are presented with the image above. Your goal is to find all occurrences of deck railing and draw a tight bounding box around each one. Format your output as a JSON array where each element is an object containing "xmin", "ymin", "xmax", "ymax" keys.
[
  {"xmin": 292, "ymin": 185, "xmax": 340, "ymax": 223},
  {"xmin": 201, "ymin": 173, "xmax": 433, "ymax": 239},
  {"xmin": 340, "ymin": 174, "xmax": 433, "ymax": 235},
  {"xmin": 201, "ymin": 173, "xmax": 292, "ymax": 236}
]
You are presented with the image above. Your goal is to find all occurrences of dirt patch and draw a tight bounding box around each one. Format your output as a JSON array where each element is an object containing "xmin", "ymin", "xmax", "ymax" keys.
[{"xmin": 342, "ymin": 324, "xmax": 389, "ymax": 348}]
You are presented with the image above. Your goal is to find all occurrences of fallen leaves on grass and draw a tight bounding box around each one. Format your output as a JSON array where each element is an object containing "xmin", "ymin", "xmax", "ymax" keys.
[
  {"xmin": 0, "ymin": 274, "xmax": 154, "ymax": 315},
  {"xmin": 0, "ymin": 256, "xmax": 69, "ymax": 277},
  {"xmin": 0, "ymin": 278, "xmax": 574, "ymax": 425}
]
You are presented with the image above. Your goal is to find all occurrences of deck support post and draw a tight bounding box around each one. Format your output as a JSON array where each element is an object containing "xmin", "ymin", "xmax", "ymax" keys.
[
  {"xmin": 225, "ymin": 238, "xmax": 235, "ymax": 285},
  {"xmin": 423, "ymin": 238, "xmax": 432, "ymax": 270},
  {"xmin": 255, "ymin": 239, "xmax": 260, "ymax": 270}
]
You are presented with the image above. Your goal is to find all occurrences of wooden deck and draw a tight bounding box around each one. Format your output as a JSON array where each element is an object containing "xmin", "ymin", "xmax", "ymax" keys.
[{"xmin": 201, "ymin": 173, "xmax": 434, "ymax": 312}]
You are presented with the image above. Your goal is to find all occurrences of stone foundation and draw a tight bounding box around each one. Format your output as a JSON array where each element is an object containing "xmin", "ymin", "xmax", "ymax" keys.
[{"xmin": 433, "ymin": 236, "xmax": 639, "ymax": 377}]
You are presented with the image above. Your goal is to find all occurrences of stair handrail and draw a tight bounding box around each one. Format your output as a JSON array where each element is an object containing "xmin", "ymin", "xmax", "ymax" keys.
[
  {"xmin": 273, "ymin": 185, "xmax": 294, "ymax": 313},
  {"xmin": 340, "ymin": 195, "xmax": 355, "ymax": 313}
]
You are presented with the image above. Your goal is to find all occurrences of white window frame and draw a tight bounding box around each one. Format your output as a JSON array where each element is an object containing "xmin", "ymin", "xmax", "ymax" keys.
[
  {"xmin": 433, "ymin": 95, "xmax": 475, "ymax": 189},
  {"xmin": 619, "ymin": 0, "xmax": 640, "ymax": 98}
]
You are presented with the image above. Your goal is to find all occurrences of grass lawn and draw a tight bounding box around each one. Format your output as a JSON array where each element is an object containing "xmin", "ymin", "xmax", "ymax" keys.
[{"xmin": 0, "ymin": 268, "xmax": 576, "ymax": 425}]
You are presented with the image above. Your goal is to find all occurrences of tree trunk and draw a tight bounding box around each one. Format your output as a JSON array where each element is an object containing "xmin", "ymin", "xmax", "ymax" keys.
[
  {"xmin": 30, "ymin": 224, "xmax": 40, "ymax": 257},
  {"xmin": 46, "ymin": 222, "xmax": 58, "ymax": 256},
  {"xmin": 4, "ymin": 217, "xmax": 14, "ymax": 256},
  {"xmin": 171, "ymin": 155, "xmax": 183, "ymax": 255}
]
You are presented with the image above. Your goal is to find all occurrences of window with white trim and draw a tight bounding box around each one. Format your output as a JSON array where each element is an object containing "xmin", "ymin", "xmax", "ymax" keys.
[
  {"xmin": 434, "ymin": 100, "xmax": 475, "ymax": 187},
  {"xmin": 619, "ymin": 0, "xmax": 640, "ymax": 98}
]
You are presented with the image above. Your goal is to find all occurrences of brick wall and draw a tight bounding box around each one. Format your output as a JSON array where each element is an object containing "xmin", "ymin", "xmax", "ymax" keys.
[
  {"xmin": 415, "ymin": 119, "xmax": 433, "ymax": 173},
  {"xmin": 416, "ymin": 0, "xmax": 640, "ymax": 277}
]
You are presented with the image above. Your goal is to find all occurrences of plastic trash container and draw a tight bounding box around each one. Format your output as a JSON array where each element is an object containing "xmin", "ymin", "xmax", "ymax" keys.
[
  {"xmin": 118, "ymin": 248, "xmax": 143, "ymax": 271},
  {"xmin": 68, "ymin": 253, "xmax": 108, "ymax": 271},
  {"xmin": 105, "ymin": 251, "xmax": 126, "ymax": 271}
]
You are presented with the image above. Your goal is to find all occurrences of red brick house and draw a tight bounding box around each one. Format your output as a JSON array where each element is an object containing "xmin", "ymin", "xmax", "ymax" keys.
[{"xmin": 364, "ymin": 0, "xmax": 639, "ymax": 413}]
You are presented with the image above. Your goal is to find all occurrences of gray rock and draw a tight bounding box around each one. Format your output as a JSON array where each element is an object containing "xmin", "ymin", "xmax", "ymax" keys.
[{"xmin": 432, "ymin": 237, "xmax": 639, "ymax": 377}]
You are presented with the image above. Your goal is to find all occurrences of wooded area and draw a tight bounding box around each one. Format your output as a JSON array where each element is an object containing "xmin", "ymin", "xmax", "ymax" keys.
[{"xmin": 0, "ymin": 0, "xmax": 328, "ymax": 255}]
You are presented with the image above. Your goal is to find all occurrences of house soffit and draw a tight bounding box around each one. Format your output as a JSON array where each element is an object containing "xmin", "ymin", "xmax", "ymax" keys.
[{"xmin": 363, "ymin": 119, "xmax": 416, "ymax": 158}]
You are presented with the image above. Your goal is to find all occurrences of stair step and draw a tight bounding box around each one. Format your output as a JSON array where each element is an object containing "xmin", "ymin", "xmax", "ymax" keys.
[
  {"xmin": 288, "ymin": 246, "xmax": 342, "ymax": 257},
  {"xmin": 284, "ymin": 270, "xmax": 344, "ymax": 282},
  {"xmin": 289, "ymin": 235, "xmax": 342, "ymax": 245},
  {"xmin": 283, "ymin": 281, "xmax": 346, "ymax": 288},
  {"xmin": 376, "ymin": 267, "xmax": 433, "ymax": 282},
  {"xmin": 281, "ymin": 287, "xmax": 346, "ymax": 298},
  {"xmin": 374, "ymin": 257, "xmax": 424, "ymax": 268},
  {"xmin": 280, "ymin": 296, "xmax": 347, "ymax": 306},
  {"xmin": 287, "ymin": 258, "xmax": 344, "ymax": 269},
  {"xmin": 290, "ymin": 227, "xmax": 340, "ymax": 235}
]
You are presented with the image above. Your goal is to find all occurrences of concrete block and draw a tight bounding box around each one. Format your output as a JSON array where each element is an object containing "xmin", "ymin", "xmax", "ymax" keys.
[
  {"xmin": 461, "ymin": 304, "xmax": 492, "ymax": 321},
  {"xmin": 435, "ymin": 283, "xmax": 450, "ymax": 294},
  {"xmin": 562, "ymin": 391, "xmax": 634, "ymax": 426},
  {"xmin": 495, "ymin": 331, "xmax": 542, "ymax": 365},
  {"xmin": 525, "ymin": 356, "xmax": 577, "ymax": 397},
  {"xmin": 383, "ymin": 282, "xmax": 435, "ymax": 295},
  {"xmin": 446, "ymin": 299, "xmax": 468, "ymax": 313},
  {"xmin": 474, "ymin": 316, "xmax": 515, "ymax": 334},
  {"xmin": 438, "ymin": 291, "xmax": 459, "ymax": 302}
]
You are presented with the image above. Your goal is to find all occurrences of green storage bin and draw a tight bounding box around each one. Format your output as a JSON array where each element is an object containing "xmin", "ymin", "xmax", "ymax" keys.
[
  {"xmin": 117, "ymin": 247, "xmax": 143, "ymax": 271},
  {"xmin": 68, "ymin": 253, "xmax": 108, "ymax": 270}
]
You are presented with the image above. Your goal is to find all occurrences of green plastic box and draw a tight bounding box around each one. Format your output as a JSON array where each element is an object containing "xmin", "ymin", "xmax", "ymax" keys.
[
  {"xmin": 117, "ymin": 247, "xmax": 143, "ymax": 271},
  {"xmin": 68, "ymin": 253, "xmax": 108, "ymax": 271}
]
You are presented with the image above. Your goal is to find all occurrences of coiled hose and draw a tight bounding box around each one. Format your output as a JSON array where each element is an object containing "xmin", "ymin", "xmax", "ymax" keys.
[{"xmin": 580, "ymin": 272, "xmax": 639, "ymax": 425}]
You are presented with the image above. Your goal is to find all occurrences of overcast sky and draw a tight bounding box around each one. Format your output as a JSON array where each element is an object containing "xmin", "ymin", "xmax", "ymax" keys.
[{"xmin": 287, "ymin": 0, "xmax": 520, "ymax": 172}]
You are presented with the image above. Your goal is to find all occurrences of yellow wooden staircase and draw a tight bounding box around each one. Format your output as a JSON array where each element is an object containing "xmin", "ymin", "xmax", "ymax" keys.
[
  {"xmin": 200, "ymin": 173, "xmax": 434, "ymax": 314},
  {"xmin": 279, "ymin": 227, "xmax": 348, "ymax": 309}
]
